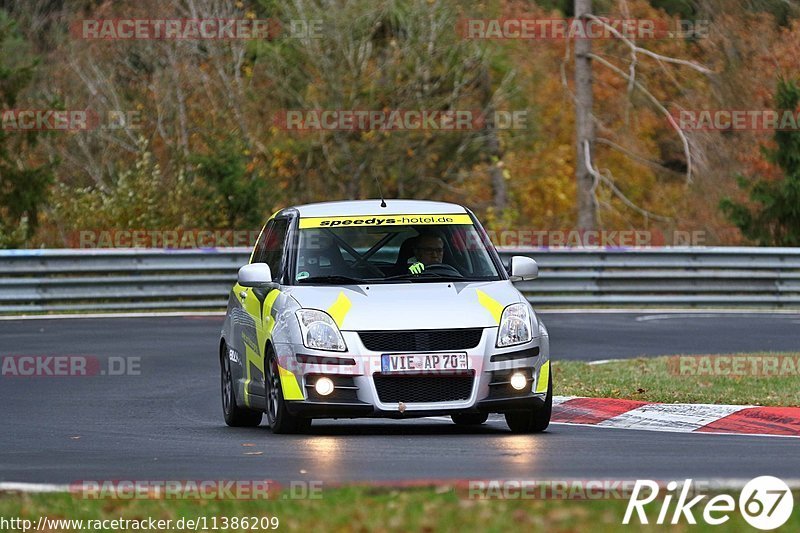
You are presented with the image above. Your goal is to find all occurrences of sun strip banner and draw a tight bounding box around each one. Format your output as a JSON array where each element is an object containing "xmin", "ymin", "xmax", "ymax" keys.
[{"xmin": 298, "ymin": 214, "xmax": 473, "ymax": 229}]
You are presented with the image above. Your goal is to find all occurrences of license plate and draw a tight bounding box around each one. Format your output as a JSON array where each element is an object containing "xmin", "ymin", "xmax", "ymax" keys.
[{"xmin": 380, "ymin": 353, "xmax": 468, "ymax": 373}]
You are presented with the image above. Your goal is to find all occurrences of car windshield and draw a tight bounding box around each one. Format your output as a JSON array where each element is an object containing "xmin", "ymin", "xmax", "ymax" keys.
[{"xmin": 292, "ymin": 218, "xmax": 502, "ymax": 284}]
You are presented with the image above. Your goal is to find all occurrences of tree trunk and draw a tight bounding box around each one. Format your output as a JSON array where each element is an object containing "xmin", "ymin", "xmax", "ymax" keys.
[
  {"xmin": 478, "ymin": 64, "xmax": 507, "ymax": 213},
  {"xmin": 574, "ymin": 0, "xmax": 597, "ymax": 231}
]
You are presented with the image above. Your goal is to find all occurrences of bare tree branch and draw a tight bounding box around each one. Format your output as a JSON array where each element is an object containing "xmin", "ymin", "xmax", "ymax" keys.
[
  {"xmin": 585, "ymin": 13, "xmax": 715, "ymax": 75},
  {"xmin": 596, "ymin": 137, "xmax": 686, "ymax": 176},
  {"xmin": 589, "ymin": 52, "xmax": 696, "ymax": 184},
  {"xmin": 584, "ymin": 141, "xmax": 672, "ymax": 223}
]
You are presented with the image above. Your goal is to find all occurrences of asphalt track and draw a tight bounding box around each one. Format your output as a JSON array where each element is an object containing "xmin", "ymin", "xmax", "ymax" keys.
[{"xmin": 1, "ymin": 313, "xmax": 799, "ymax": 484}]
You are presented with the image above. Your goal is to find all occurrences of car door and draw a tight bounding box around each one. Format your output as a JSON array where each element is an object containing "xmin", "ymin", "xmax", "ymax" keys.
[
  {"xmin": 239, "ymin": 216, "xmax": 291, "ymax": 408},
  {"xmin": 229, "ymin": 220, "xmax": 270, "ymax": 409}
]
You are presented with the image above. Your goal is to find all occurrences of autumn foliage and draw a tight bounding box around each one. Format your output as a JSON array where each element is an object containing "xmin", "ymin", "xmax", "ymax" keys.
[{"xmin": 1, "ymin": 0, "xmax": 799, "ymax": 247}]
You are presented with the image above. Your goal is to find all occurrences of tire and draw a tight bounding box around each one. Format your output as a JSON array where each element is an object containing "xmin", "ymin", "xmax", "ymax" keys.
[
  {"xmin": 265, "ymin": 345, "xmax": 311, "ymax": 434},
  {"xmin": 451, "ymin": 413, "xmax": 489, "ymax": 426},
  {"xmin": 504, "ymin": 375, "xmax": 552, "ymax": 434},
  {"xmin": 221, "ymin": 343, "xmax": 262, "ymax": 427}
]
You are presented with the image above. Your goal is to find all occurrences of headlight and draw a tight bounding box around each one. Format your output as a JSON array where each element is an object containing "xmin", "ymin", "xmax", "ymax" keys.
[
  {"xmin": 295, "ymin": 309, "xmax": 347, "ymax": 352},
  {"xmin": 496, "ymin": 303, "xmax": 534, "ymax": 347}
]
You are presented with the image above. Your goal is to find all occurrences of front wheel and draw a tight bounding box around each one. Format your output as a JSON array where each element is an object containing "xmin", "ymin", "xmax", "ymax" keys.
[
  {"xmin": 265, "ymin": 346, "xmax": 311, "ymax": 434},
  {"xmin": 221, "ymin": 344, "xmax": 262, "ymax": 427},
  {"xmin": 505, "ymin": 376, "xmax": 552, "ymax": 434}
]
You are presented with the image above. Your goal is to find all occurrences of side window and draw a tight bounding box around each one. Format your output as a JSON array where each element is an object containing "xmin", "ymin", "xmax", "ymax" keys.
[{"xmin": 262, "ymin": 218, "xmax": 289, "ymax": 281}]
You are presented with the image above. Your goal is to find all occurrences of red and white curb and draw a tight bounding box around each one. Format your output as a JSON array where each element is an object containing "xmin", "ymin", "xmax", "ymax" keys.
[{"xmin": 553, "ymin": 397, "xmax": 800, "ymax": 437}]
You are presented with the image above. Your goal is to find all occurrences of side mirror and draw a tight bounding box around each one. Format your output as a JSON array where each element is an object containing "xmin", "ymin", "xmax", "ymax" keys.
[
  {"xmin": 238, "ymin": 263, "xmax": 273, "ymax": 287},
  {"xmin": 509, "ymin": 256, "xmax": 538, "ymax": 281}
]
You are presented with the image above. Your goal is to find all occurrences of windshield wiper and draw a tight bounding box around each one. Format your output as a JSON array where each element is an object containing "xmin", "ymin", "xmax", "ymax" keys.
[
  {"xmin": 297, "ymin": 275, "xmax": 365, "ymax": 285},
  {"xmin": 383, "ymin": 272, "xmax": 468, "ymax": 282}
]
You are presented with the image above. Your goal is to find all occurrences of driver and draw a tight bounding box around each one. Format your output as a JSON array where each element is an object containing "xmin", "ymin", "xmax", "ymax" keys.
[{"xmin": 408, "ymin": 232, "xmax": 444, "ymax": 275}]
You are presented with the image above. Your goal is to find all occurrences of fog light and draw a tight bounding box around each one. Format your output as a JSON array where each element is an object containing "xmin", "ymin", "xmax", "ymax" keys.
[
  {"xmin": 315, "ymin": 376, "xmax": 335, "ymax": 396},
  {"xmin": 510, "ymin": 372, "xmax": 527, "ymax": 391}
]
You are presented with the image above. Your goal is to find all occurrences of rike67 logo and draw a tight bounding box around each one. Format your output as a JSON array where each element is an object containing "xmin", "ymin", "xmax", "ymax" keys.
[{"xmin": 624, "ymin": 477, "xmax": 794, "ymax": 530}]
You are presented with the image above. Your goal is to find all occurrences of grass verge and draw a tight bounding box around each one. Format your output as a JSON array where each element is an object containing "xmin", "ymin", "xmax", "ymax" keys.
[
  {"xmin": 2, "ymin": 487, "xmax": 799, "ymax": 532},
  {"xmin": 553, "ymin": 354, "xmax": 800, "ymax": 406}
]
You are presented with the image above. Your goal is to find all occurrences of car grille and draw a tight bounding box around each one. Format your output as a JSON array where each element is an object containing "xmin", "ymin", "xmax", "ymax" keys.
[
  {"xmin": 373, "ymin": 372, "xmax": 475, "ymax": 403},
  {"xmin": 359, "ymin": 328, "xmax": 483, "ymax": 352}
]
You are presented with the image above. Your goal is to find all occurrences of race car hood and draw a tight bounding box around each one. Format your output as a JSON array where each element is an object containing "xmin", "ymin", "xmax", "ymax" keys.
[{"xmin": 283, "ymin": 281, "xmax": 525, "ymax": 331}]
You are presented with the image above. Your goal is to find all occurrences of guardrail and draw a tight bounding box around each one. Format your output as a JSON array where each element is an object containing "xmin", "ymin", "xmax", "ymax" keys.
[{"xmin": 1, "ymin": 247, "xmax": 799, "ymax": 313}]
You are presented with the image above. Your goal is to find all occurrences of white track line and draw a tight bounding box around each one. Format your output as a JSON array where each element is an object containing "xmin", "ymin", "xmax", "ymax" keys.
[
  {"xmin": 2, "ymin": 310, "xmax": 800, "ymax": 321},
  {"xmin": 636, "ymin": 313, "xmax": 800, "ymax": 322},
  {"xmin": 0, "ymin": 311, "xmax": 225, "ymax": 321},
  {"xmin": 541, "ymin": 309, "xmax": 800, "ymax": 315},
  {"xmin": 0, "ymin": 482, "xmax": 70, "ymax": 492}
]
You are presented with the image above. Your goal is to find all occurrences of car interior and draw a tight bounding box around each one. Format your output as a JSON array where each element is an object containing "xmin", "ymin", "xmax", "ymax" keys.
[{"xmin": 294, "ymin": 225, "xmax": 497, "ymax": 281}]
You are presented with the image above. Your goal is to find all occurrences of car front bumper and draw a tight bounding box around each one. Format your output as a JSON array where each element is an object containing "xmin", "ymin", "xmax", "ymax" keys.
[
  {"xmin": 285, "ymin": 392, "xmax": 549, "ymax": 418},
  {"xmin": 276, "ymin": 327, "xmax": 550, "ymax": 419}
]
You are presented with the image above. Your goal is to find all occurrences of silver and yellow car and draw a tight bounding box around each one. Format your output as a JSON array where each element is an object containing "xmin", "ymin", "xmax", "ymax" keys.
[{"xmin": 219, "ymin": 200, "xmax": 550, "ymax": 433}]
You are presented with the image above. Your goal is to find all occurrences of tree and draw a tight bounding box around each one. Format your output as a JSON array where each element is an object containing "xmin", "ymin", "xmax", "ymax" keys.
[
  {"xmin": 574, "ymin": 0, "xmax": 597, "ymax": 231},
  {"xmin": 567, "ymin": 0, "xmax": 714, "ymax": 231},
  {"xmin": 720, "ymin": 79, "xmax": 800, "ymax": 246},
  {"xmin": 0, "ymin": 9, "xmax": 53, "ymax": 247},
  {"xmin": 255, "ymin": 0, "xmax": 507, "ymax": 207},
  {"xmin": 191, "ymin": 136, "xmax": 271, "ymax": 229}
]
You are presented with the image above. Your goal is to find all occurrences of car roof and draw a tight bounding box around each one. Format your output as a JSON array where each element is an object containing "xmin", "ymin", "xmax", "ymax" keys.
[{"xmin": 288, "ymin": 199, "xmax": 468, "ymax": 218}]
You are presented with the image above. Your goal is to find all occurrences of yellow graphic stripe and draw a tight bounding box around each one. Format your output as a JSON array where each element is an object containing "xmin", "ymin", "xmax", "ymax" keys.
[
  {"xmin": 476, "ymin": 289, "xmax": 504, "ymax": 325},
  {"xmin": 270, "ymin": 291, "xmax": 351, "ymax": 401},
  {"xmin": 243, "ymin": 288, "xmax": 281, "ymax": 407},
  {"xmin": 263, "ymin": 289, "xmax": 280, "ymax": 336},
  {"xmin": 535, "ymin": 361, "xmax": 550, "ymax": 394},
  {"xmin": 261, "ymin": 289, "xmax": 303, "ymax": 401},
  {"xmin": 278, "ymin": 364, "xmax": 304, "ymax": 400},
  {"xmin": 327, "ymin": 291, "xmax": 352, "ymax": 328},
  {"xmin": 299, "ymin": 213, "xmax": 472, "ymax": 229},
  {"xmin": 243, "ymin": 344, "xmax": 259, "ymax": 406}
]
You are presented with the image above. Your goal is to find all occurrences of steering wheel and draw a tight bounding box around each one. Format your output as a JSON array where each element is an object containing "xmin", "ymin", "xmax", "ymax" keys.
[{"xmin": 422, "ymin": 263, "xmax": 463, "ymax": 277}]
